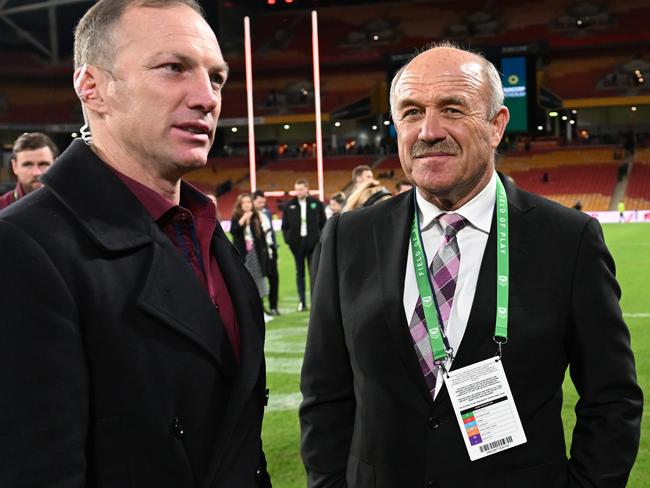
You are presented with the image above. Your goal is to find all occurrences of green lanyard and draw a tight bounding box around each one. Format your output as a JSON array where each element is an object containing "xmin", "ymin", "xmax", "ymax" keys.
[{"xmin": 410, "ymin": 176, "xmax": 510, "ymax": 366}]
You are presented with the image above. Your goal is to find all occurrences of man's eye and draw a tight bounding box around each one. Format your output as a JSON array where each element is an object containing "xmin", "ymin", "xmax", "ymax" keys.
[
  {"xmin": 210, "ymin": 74, "xmax": 225, "ymax": 88},
  {"xmin": 402, "ymin": 108, "xmax": 421, "ymax": 117},
  {"xmin": 443, "ymin": 107, "xmax": 463, "ymax": 115},
  {"xmin": 162, "ymin": 63, "xmax": 183, "ymax": 73}
]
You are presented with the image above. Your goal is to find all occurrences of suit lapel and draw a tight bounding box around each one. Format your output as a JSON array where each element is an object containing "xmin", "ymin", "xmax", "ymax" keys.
[
  {"xmin": 137, "ymin": 231, "xmax": 238, "ymax": 381},
  {"xmin": 373, "ymin": 191, "xmax": 436, "ymax": 404},
  {"xmin": 451, "ymin": 174, "xmax": 534, "ymax": 372},
  {"xmin": 204, "ymin": 224, "xmax": 265, "ymax": 487}
]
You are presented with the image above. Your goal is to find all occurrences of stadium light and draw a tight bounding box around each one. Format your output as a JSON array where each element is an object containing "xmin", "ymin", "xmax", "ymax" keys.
[
  {"xmin": 283, "ymin": 124, "xmax": 291, "ymax": 129},
  {"xmin": 383, "ymin": 120, "xmax": 390, "ymax": 126},
  {"xmin": 334, "ymin": 121, "xmax": 341, "ymax": 127},
  {"xmin": 537, "ymin": 125, "xmax": 543, "ymax": 131},
  {"xmin": 631, "ymin": 106, "xmax": 638, "ymax": 112},
  {"xmin": 561, "ymin": 115, "xmax": 568, "ymax": 121},
  {"xmin": 231, "ymin": 127, "xmax": 238, "ymax": 132},
  {"xmin": 549, "ymin": 111, "xmax": 559, "ymax": 117}
]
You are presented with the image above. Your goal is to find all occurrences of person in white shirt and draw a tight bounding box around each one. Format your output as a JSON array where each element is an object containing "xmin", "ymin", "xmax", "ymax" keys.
[
  {"xmin": 281, "ymin": 178, "xmax": 326, "ymax": 311},
  {"xmin": 300, "ymin": 42, "xmax": 641, "ymax": 488}
]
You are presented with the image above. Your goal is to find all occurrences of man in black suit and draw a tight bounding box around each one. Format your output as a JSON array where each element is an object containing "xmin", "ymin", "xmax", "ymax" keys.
[
  {"xmin": 281, "ymin": 178, "xmax": 326, "ymax": 311},
  {"xmin": 300, "ymin": 42, "xmax": 642, "ymax": 488},
  {"xmin": 0, "ymin": 1, "xmax": 271, "ymax": 486}
]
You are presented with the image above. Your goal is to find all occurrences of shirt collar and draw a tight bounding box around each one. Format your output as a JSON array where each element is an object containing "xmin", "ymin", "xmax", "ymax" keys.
[
  {"xmin": 106, "ymin": 164, "xmax": 216, "ymax": 223},
  {"xmin": 415, "ymin": 170, "xmax": 496, "ymax": 234},
  {"xmin": 14, "ymin": 183, "xmax": 26, "ymax": 200}
]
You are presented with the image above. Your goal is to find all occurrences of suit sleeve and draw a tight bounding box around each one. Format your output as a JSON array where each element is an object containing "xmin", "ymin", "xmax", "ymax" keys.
[
  {"xmin": 567, "ymin": 218, "xmax": 643, "ymax": 487},
  {"xmin": 0, "ymin": 220, "xmax": 88, "ymax": 487},
  {"xmin": 229, "ymin": 217, "xmax": 246, "ymax": 260},
  {"xmin": 281, "ymin": 207, "xmax": 290, "ymax": 244},
  {"xmin": 318, "ymin": 201, "xmax": 327, "ymax": 231},
  {"xmin": 300, "ymin": 214, "xmax": 355, "ymax": 488}
]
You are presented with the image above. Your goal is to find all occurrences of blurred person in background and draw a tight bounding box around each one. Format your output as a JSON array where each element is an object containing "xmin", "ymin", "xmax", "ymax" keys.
[
  {"xmin": 326, "ymin": 191, "xmax": 346, "ymax": 218},
  {"xmin": 231, "ymin": 193, "xmax": 270, "ymax": 302},
  {"xmin": 350, "ymin": 164, "xmax": 374, "ymax": 193},
  {"xmin": 0, "ymin": 1, "xmax": 271, "ymax": 486},
  {"xmin": 253, "ymin": 190, "xmax": 280, "ymax": 316},
  {"xmin": 395, "ymin": 179, "xmax": 413, "ymax": 194},
  {"xmin": 343, "ymin": 179, "xmax": 392, "ymax": 212},
  {"xmin": 281, "ymin": 178, "xmax": 326, "ymax": 311},
  {"xmin": 0, "ymin": 132, "xmax": 58, "ymax": 210}
]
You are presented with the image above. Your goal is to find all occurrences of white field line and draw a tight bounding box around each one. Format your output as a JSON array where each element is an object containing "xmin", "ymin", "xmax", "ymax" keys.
[
  {"xmin": 623, "ymin": 313, "xmax": 650, "ymax": 318},
  {"xmin": 267, "ymin": 392, "xmax": 303, "ymax": 412}
]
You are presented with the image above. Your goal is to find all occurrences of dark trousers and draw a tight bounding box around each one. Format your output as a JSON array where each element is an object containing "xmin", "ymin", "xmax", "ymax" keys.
[
  {"xmin": 267, "ymin": 248, "xmax": 279, "ymax": 310},
  {"xmin": 291, "ymin": 238, "xmax": 314, "ymax": 306}
]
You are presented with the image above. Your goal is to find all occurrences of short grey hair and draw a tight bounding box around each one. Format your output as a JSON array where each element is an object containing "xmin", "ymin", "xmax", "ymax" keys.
[
  {"xmin": 389, "ymin": 41, "xmax": 504, "ymax": 121},
  {"xmin": 74, "ymin": 0, "xmax": 204, "ymax": 70}
]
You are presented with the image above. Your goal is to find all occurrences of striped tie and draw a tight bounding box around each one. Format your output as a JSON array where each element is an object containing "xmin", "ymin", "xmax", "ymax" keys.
[{"xmin": 409, "ymin": 213, "xmax": 467, "ymax": 399}]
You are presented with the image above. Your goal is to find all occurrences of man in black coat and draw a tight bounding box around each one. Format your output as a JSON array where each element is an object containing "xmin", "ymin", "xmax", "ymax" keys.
[
  {"xmin": 300, "ymin": 43, "xmax": 642, "ymax": 487},
  {"xmin": 281, "ymin": 178, "xmax": 327, "ymax": 311},
  {"xmin": 0, "ymin": 1, "xmax": 271, "ymax": 486}
]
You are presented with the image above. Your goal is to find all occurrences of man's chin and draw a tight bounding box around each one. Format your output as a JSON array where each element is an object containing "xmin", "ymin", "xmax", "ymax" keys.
[{"xmin": 26, "ymin": 182, "xmax": 44, "ymax": 193}]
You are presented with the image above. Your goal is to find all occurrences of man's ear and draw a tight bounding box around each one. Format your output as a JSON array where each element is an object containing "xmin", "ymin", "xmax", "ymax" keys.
[
  {"xmin": 10, "ymin": 158, "xmax": 17, "ymax": 176},
  {"xmin": 73, "ymin": 64, "xmax": 109, "ymax": 115},
  {"xmin": 490, "ymin": 106, "xmax": 510, "ymax": 149}
]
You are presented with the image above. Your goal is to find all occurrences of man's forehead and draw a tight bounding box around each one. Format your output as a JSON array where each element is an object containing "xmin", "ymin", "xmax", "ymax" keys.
[
  {"xmin": 396, "ymin": 49, "xmax": 485, "ymax": 99},
  {"xmin": 114, "ymin": 5, "xmax": 221, "ymax": 56}
]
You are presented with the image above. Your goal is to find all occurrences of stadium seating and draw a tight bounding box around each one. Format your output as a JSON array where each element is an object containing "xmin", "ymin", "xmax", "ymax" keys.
[
  {"xmin": 624, "ymin": 150, "xmax": 650, "ymax": 209},
  {"xmin": 501, "ymin": 147, "xmax": 620, "ymax": 211}
]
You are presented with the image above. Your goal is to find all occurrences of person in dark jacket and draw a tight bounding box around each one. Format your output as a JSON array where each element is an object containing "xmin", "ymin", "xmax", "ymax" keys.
[
  {"xmin": 0, "ymin": 1, "xmax": 271, "ymax": 486},
  {"xmin": 231, "ymin": 192, "xmax": 270, "ymax": 299},
  {"xmin": 281, "ymin": 178, "xmax": 326, "ymax": 311}
]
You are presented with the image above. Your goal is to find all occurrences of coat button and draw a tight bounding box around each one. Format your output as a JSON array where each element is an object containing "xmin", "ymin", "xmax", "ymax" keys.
[
  {"xmin": 171, "ymin": 416, "xmax": 184, "ymax": 439},
  {"xmin": 265, "ymin": 389, "xmax": 270, "ymax": 406},
  {"xmin": 427, "ymin": 417, "xmax": 440, "ymax": 430}
]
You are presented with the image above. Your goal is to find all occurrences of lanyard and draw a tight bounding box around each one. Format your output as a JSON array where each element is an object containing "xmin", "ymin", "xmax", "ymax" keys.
[{"xmin": 410, "ymin": 176, "xmax": 510, "ymax": 366}]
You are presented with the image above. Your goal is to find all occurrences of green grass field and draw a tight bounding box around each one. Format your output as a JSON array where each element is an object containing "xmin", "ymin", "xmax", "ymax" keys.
[{"xmin": 262, "ymin": 223, "xmax": 650, "ymax": 487}]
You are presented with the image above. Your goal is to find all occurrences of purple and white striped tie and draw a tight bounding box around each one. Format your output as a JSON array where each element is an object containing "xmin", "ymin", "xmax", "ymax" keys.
[{"xmin": 409, "ymin": 213, "xmax": 467, "ymax": 399}]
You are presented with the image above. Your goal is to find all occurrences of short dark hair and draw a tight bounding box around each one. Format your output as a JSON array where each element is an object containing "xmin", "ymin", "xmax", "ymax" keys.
[
  {"xmin": 294, "ymin": 178, "xmax": 309, "ymax": 187},
  {"xmin": 352, "ymin": 165, "xmax": 372, "ymax": 181},
  {"xmin": 395, "ymin": 180, "xmax": 412, "ymax": 191},
  {"xmin": 329, "ymin": 191, "xmax": 346, "ymax": 206},
  {"xmin": 12, "ymin": 132, "xmax": 59, "ymax": 159},
  {"xmin": 252, "ymin": 190, "xmax": 265, "ymax": 200}
]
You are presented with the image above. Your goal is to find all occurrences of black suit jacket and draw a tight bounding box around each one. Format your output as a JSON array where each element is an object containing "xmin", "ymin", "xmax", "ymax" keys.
[
  {"xmin": 0, "ymin": 140, "xmax": 270, "ymax": 487},
  {"xmin": 281, "ymin": 196, "xmax": 326, "ymax": 252},
  {"xmin": 300, "ymin": 174, "xmax": 642, "ymax": 488}
]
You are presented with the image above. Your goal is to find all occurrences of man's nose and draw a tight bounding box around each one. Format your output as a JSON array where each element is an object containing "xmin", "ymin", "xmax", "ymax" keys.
[
  {"xmin": 418, "ymin": 110, "xmax": 446, "ymax": 143},
  {"xmin": 188, "ymin": 71, "xmax": 219, "ymax": 114}
]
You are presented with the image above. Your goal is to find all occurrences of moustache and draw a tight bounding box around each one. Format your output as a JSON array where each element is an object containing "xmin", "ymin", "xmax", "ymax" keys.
[{"xmin": 411, "ymin": 139, "xmax": 460, "ymax": 158}]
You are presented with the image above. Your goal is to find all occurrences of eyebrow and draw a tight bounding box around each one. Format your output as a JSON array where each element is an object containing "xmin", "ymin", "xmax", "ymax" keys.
[
  {"xmin": 151, "ymin": 51, "xmax": 229, "ymax": 80},
  {"xmin": 396, "ymin": 94, "xmax": 472, "ymax": 113}
]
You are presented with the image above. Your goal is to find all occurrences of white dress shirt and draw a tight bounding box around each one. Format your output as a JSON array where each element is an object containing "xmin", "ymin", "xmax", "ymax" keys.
[
  {"xmin": 403, "ymin": 171, "xmax": 496, "ymax": 398},
  {"xmin": 299, "ymin": 198, "xmax": 308, "ymax": 237}
]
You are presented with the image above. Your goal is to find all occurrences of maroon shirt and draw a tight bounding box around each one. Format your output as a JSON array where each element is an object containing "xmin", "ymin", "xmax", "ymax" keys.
[
  {"xmin": 0, "ymin": 184, "xmax": 25, "ymax": 211},
  {"xmin": 110, "ymin": 168, "xmax": 240, "ymax": 362}
]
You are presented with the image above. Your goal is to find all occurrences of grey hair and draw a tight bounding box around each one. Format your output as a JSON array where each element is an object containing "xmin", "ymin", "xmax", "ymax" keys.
[
  {"xmin": 389, "ymin": 41, "xmax": 504, "ymax": 121},
  {"xmin": 74, "ymin": 0, "xmax": 204, "ymax": 70}
]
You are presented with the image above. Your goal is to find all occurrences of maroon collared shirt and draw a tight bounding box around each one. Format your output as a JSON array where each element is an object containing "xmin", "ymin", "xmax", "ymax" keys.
[
  {"xmin": 110, "ymin": 167, "xmax": 240, "ymax": 362},
  {"xmin": 0, "ymin": 184, "xmax": 25, "ymax": 211}
]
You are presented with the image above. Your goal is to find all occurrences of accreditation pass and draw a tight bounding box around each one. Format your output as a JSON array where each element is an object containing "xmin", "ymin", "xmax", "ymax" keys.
[{"xmin": 446, "ymin": 357, "xmax": 527, "ymax": 461}]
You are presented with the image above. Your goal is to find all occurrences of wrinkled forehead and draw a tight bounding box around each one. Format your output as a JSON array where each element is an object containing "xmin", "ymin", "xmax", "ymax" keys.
[
  {"xmin": 395, "ymin": 49, "xmax": 486, "ymax": 100},
  {"xmin": 113, "ymin": 5, "xmax": 222, "ymax": 59}
]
